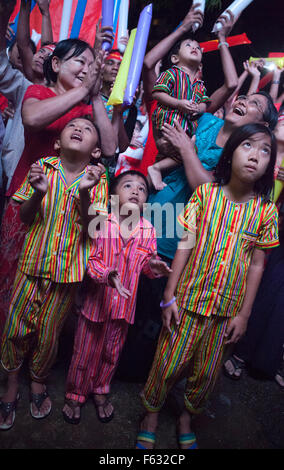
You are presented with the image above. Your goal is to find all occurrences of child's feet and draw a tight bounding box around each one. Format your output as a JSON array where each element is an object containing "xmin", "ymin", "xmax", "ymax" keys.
[
  {"xmin": 30, "ymin": 381, "xmax": 52, "ymax": 419},
  {"xmin": 223, "ymin": 355, "xmax": 246, "ymax": 380},
  {"xmin": 176, "ymin": 409, "xmax": 197, "ymax": 450},
  {"xmin": 93, "ymin": 394, "xmax": 114, "ymax": 423},
  {"xmin": 0, "ymin": 373, "xmax": 20, "ymax": 430},
  {"xmin": 147, "ymin": 165, "xmax": 167, "ymax": 191},
  {"xmin": 136, "ymin": 412, "xmax": 158, "ymax": 449},
  {"xmin": 62, "ymin": 399, "xmax": 81, "ymax": 424}
]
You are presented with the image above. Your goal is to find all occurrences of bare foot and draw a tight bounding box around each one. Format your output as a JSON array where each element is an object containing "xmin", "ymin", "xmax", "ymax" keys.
[
  {"xmin": 147, "ymin": 166, "xmax": 167, "ymax": 191},
  {"xmin": 0, "ymin": 371, "xmax": 20, "ymax": 429},
  {"xmin": 62, "ymin": 399, "xmax": 81, "ymax": 424},
  {"xmin": 177, "ymin": 410, "xmax": 197, "ymax": 450},
  {"xmin": 136, "ymin": 412, "xmax": 158, "ymax": 449},
  {"xmin": 93, "ymin": 394, "xmax": 114, "ymax": 422},
  {"xmin": 30, "ymin": 382, "xmax": 52, "ymax": 419}
]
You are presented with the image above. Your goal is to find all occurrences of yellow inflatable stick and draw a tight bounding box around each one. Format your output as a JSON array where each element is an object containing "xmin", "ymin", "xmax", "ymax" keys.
[
  {"xmin": 274, "ymin": 158, "xmax": 284, "ymax": 202},
  {"xmin": 249, "ymin": 56, "xmax": 284, "ymax": 69},
  {"xmin": 107, "ymin": 28, "xmax": 137, "ymax": 106}
]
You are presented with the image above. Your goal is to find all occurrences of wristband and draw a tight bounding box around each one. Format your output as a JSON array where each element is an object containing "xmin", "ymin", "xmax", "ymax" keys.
[
  {"xmin": 218, "ymin": 41, "xmax": 229, "ymax": 49},
  {"xmin": 272, "ymin": 80, "xmax": 280, "ymax": 84},
  {"xmin": 160, "ymin": 296, "xmax": 176, "ymax": 309}
]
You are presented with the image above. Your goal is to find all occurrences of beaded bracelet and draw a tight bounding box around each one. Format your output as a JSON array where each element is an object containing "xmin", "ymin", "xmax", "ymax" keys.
[
  {"xmin": 160, "ymin": 296, "xmax": 176, "ymax": 309},
  {"xmin": 218, "ymin": 41, "xmax": 229, "ymax": 49}
]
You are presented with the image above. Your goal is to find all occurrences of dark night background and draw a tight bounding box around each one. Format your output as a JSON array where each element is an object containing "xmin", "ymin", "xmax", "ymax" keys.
[{"xmin": 128, "ymin": 0, "xmax": 283, "ymax": 95}]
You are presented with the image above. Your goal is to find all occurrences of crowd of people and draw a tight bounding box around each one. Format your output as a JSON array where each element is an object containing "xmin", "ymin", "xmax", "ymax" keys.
[{"xmin": 0, "ymin": 0, "xmax": 283, "ymax": 450}]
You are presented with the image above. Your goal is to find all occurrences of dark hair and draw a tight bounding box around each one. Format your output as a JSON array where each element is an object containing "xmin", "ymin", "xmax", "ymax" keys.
[
  {"xmin": 110, "ymin": 170, "xmax": 149, "ymax": 196},
  {"xmin": 43, "ymin": 38, "xmax": 95, "ymax": 85},
  {"xmin": 254, "ymin": 91, "xmax": 279, "ymax": 130},
  {"xmin": 214, "ymin": 123, "xmax": 277, "ymax": 202},
  {"xmin": 64, "ymin": 115, "xmax": 101, "ymax": 148},
  {"xmin": 167, "ymin": 36, "xmax": 201, "ymax": 67}
]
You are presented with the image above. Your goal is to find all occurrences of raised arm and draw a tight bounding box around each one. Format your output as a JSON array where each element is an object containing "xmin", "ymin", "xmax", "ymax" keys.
[
  {"xmin": 207, "ymin": 10, "xmax": 238, "ymax": 114},
  {"xmin": 0, "ymin": 0, "xmax": 16, "ymax": 52},
  {"xmin": 37, "ymin": 0, "xmax": 53, "ymax": 45},
  {"xmin": 142, "ymin": 2, "xmax": 204, "ymax": 100},
  {"xmin": 269, "ymin": 66, "xmax": 284, "ymax": 103}
]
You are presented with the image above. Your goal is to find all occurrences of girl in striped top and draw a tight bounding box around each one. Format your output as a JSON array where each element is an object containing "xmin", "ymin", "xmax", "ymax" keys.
[
  {"xmin": 147, "ymin": 37, "xmax": 210, "ymax": 191},
  {"xmin": 136, "ymin": 123, "xmax": 279, "ymax": 450}
]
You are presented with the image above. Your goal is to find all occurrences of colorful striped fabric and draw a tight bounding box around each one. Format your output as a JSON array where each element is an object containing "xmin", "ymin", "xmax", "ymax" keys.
[
  {"xmin": 152, "ymin": 66, "xmax": 210, "ymax": 133},
  {"xmin": 65, "ymin": 315, "xmax": 129, "ymax": 403},
  {"xmin": 141, "ymin": 307, "xmax": 230, "ymax": 414},
  {"xmin": 176, "ymin": 183, "xmax": 279, "ymax": 318},
  {"xmin": 82, "ymin": 213, "xmax": 159, "ymax": 324},
  {"xmin": 1, "ymin": 269, "xmax": 77, "ymax": 378},
  {"xmin": 12, "ymin": 157, "xmax": 108, "ymax": 283}
]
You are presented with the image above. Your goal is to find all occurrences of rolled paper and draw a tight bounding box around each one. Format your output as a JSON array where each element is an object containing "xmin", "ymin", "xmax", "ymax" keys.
[
  {"xmin": 69, "ymin": 0, "xmax": 88, "ymax": 39},
  {"xmin": 117, "ymin": 0, "xmax": 129, "ymax": 53},
  {"xmin": 107, "ymin": 28, "xmax": 137, "ymax": 106},
  {"xmin": 192, "ymin": 0, "xmax": 206, "ymax": 33},
  {"xmin": 59, "ymin": 0, "xmax": 74, "ymax": 41},
  {"xmin": 212, "ymin": 0, "xmax": 254, "ymax": 33},
  {"xmin": 6, "ymin": 0, "xmax": 37, "ymax": 48},
  {"xmin": 102, "ymin": 0, "xmax": 114, "ymax": 51},
  {"xmin": 200, "ymin": 32, "xmax": 251, "ymax": 52},
  {"xmin": 123, "ymin": 4, "xmax": 152, "ymax": 107}
]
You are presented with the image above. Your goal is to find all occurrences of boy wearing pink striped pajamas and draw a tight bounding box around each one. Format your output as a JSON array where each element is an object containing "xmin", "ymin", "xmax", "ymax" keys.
[{"xmin": 62, "ymin": 170, "xmax": 172, "ymax": 425}]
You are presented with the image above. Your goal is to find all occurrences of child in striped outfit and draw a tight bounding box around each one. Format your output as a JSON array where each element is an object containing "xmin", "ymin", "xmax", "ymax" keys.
[
  {"xmin": 62, "ymin": 170, "xmax": 172, "ymax": 425},
  {"xmin": 136, "ymin": 123, "xmax": 279, "ymax": 449},
  {"xmin": 0, "ymin": 117, "xmax": 107, "ymax": 430},
  {"xmin": 147, "ymin": 37, "xmax": 210, "ymax": 191}
]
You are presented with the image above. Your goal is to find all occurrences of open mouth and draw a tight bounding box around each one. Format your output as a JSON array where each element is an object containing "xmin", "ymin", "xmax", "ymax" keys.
[
  {"xmin": 71, "ymin": 133, "xmax": 83, "ymax": 142},
  {"xmin": 128, "ymin": 197, "xmax": 139, "ymax": 204},
  {"xmin": 233, "ymin": 106, "xmax": 246, "ymax": 116}
]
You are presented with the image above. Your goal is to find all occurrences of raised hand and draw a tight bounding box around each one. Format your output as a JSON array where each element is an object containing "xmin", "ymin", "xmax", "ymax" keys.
[
  {"xmin": 149, "ymin": 251, "xmax": 173, "ymax": 277},
  {"xmin": 94, "ymin": 19, "xmax": 114, "ymax": 53},
  {"xmin": 108, "ymin": 270, "xmax": 131, "ymax": 299},
  {"xmin": 79, "ymin": 163, "xmax": 106, "ymax": 192},
  {"xmin": 181, "ymin": 2, "xmax": 204, "ymax": 32},
  {"xmin": 215, "ymin": 9, "xmax": 236, "ymax": 40},
  {"xmin": 35, "ymin": 0, "xmax": 51, "ymax": 15},
  {"xmin": 0, "ymin": 0, "xmax": 16, "ymax": 16},
  {"xmin": 162, "ymin": 120, "xmax": 196, "ymax": 154},
  {"xmin": 29, "ymin": 163, "xmax": 49, "ymax": 195},
  {"xmin": 88, "ymin": 49, "xmax": 108, "ymax": 97}
]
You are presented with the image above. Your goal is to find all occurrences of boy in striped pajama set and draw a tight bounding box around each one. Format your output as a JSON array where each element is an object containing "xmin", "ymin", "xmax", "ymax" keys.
[
  {"xmin": 62, "ymin": 170, "xmax": 172, "ymax": 425},
  {"xmin": 147, "ymin": 37, "xmax": 210, "ymax": 191},
  {"xmin": 0, "ymin": 117, "xmax": 108, "ymax": 430}
]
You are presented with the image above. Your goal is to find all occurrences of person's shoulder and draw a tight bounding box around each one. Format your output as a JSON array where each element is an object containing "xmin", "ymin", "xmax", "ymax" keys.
[
  {"xmin": 24, "ymin": 84, "xmax": 55, "ymax": 101},
  {"xmin": 197, "ymin": 112, "xmax": 223, "ymax": 128}
]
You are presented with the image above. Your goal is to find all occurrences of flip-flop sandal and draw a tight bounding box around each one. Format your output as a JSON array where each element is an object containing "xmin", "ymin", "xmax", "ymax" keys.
[
  {"xmin": 0, "ymin": 393, "xmax": 20, "ymax": 431},
  {"xmin": 223, "ymin": 355, "xmax": 246, "ymax": 381},
  {"xmin": 136, "ymin": 430, "xmax": 156, "ymax": 449},
  {"xmin": 177, "ymin": 431, "xmax": 198, "ymax": 449},
  {"xmin": 62, "ymin": 399, "xmax": 81, "ymax": 425},
  {"xmin": 30, "ymin": 388, "xmax": 51, "ymax": 419},
  {"xmin": 93, "ymin": 396, "xmax": 114, "ymax": 423}
]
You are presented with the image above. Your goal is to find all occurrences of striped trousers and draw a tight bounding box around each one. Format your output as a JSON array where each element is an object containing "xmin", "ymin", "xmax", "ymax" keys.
[
  {"xmin": 0, "ymin": 269, "xmax": 76, "ymax": 382},
  {"xmin": 66, "ymin": 314, "xmax": 129, "ymax": 403},
  {"xmin": 141, "ymin": 307, "xmax": 230, "ymax": 414}
]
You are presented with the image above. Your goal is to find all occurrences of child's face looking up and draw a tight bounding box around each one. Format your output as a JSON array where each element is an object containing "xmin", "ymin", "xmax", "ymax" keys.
[
  {"xmin": 231, "ymin": 133, "xmax": 272, "ymax": 185},
  {"xmin": 56, "ymin": 118, "xmax": 100, "ymax": 160},
  {"xmin": 115, "ymin": 174, "xmax": 148, "ymax": 212},
  {"xmin": 172, "ymin": 40, "xmax": 202, "ymax": 67}
]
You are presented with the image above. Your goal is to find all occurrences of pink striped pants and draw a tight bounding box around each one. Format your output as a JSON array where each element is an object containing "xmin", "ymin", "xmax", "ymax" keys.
[{"xmin": 65, "ymin": 314, "xmax": 129, "ymax": 403}]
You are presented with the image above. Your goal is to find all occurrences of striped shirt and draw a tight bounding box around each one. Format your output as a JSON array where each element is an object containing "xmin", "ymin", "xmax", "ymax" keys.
[
  {"xmin": 12, "ymin": 157, "xmax": 108, "ymax": 283},
  {"xmin": 81, "ymin": 214, "xmax": 159, "ymax": 324},
  {"xmin": 176, "ymin": 183, "xmax": 279, "ymax": 318},
  {"xmin": 152, "ymin": 66, "xmax": 210, "ymax": 134}
]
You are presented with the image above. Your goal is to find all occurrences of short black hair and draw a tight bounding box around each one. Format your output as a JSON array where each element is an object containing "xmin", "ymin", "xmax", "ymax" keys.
[
  {"xmin": 43, "ymin": 38, "xmax": 95, "ymax": 85},
  {"xmin": 214, "ymin": 123, "xmax": 277, "ymax": 202},
  {"xmin": 167, "ymin": 36, "xmax": 201, "ymax": 67},
  {"xmin": 254, "ymin": 91, "xmax": 279, "ymax": 130},
  {"xmin": 110, "ymin": 170, "xmax": 149, "ymax": 196}
]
